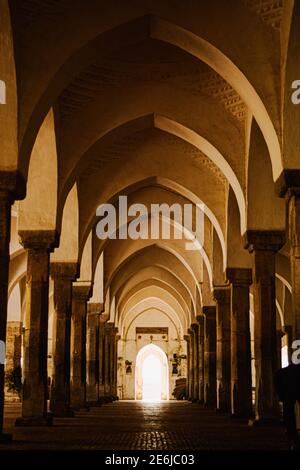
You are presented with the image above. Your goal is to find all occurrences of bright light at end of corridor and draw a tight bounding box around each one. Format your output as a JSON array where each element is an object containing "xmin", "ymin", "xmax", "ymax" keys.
[{"xmin": 142, "ymin": 354, "xmax": 162, "ymax": 401}]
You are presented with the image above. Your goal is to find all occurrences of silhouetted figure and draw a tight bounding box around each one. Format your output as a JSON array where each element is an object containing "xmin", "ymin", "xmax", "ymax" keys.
[{"xmin": 274, "ymin": 364, "xmax": 300, "ymax": 446}]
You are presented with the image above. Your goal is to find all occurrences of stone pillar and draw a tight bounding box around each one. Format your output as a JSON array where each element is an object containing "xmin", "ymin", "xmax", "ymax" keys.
[
  {"xmin": 86, "ymin": 303, "xmax": 101, "ymax": 403},
  {"xmin": 196, "ymin": 315, "xmax": 205, "ymax": 403},
  {"xmin": 203, "ymin": 306, "xmax": 216, "ymax": 408},
  {"xmin": 226, "ymin": 268, "xmax": 252, "ymax": 419},
  {"xmin": 187, "ymin": 328, "xmax": 194, "ymax": 401},
  {"xmin": 244, "ymin": 230, "xmax": 285, "ymax": 424},
  {"xmin": 70, "ymin": 284, "xmax": 92, "ymax": 410},
  {"xmin": 115, "ymin": 334, "xmax": 120, "ymax": 398},
  {"xmin": 15, "ymin": 231, "xmax": 57, "ymax": 426},
  {"xmin": 213, "ymin": 287, "xmax": 231, "ymax": 413},
  {"xmin": 184, "ymin": 335, "xmax": 190, "ymax": 400},
  {"xmin": 109, "ymin": 327, "xmax": 118, "ymax": 397},
  {"xmin": 99, "ymin": 319, "xmax": 105, "ymax": 397},
  {"xmin": 287, "ymin": 191, "xmax": 300, "ymax": 341},
  {"xmin": 191, "ymin": 323, "xmax": 199, "ymax": 402},
  {"xmin": 50, "ymin": 262, "xmax": 78, "ymax": 416},
  {"xmin": 104, "ymin": 323, "xmax": 112, "ymax": 396},
  {"xmin": 0, "ymin": 171, "xmax": 25, "ymax": 440}
]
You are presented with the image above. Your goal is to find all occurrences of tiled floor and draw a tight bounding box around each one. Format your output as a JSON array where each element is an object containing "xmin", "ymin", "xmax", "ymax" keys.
[{"xmin": 1, "ymin": 400, "xmax": 290, "ymax": 450}]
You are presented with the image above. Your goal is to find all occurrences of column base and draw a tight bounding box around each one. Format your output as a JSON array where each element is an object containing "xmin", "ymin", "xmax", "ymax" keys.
[
  {"xmin": 0, "ymin": 433, "xmax": 13, "ymax": 443},
  {"xmin": 15, "ymin": 414, "xmax": 53, "ymax": 427}
]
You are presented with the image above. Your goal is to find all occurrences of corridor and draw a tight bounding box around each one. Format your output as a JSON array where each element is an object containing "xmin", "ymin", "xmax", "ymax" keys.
[
  {"xmin": 1, "ymin": 0, "xmax": 300, "ymax": 454},
  {"xmin": 2, "ymin": 401, "xmax": 289, "ymax": 450}
]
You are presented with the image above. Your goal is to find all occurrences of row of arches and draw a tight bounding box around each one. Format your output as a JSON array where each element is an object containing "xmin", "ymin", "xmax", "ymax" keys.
[{"xmin": 0, "ymin": 0, "xmax": 299, "ymax": 442}]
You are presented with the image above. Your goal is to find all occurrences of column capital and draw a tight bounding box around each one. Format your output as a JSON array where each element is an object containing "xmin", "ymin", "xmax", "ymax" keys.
[
  {"xmin": 275, "ymin": 169, "xmax": 300, "ymax": 198},
  {"xmin": 226, "ymin": 267, "xmax": 252, "ymax": 286},
  {"xmin": 287, "ymin": 192, "xmax": 300, "ymax": 249},
  {"xmin": 104, "ymin": 322, "xmax": 116, "ymax": 332},
  {"xmin": 50, "ymin": 262, "xmax": 79, "ymax": 281},
  {"xmin": 87, "ymin": 302, "xmax": 103, "ymax": 316},
  {"xmin": 202, "ymin": 306, "xmax": 216, "ymax": 319},
  {"xmin": 19, "ymin": 229, "xmax": 59, "ymax": 251},
  {"xmin": 72, "ymin": 283, "xmax": 92, "ymax": 302},
  {"xmin": 0, "ymin": 169, "xmax": 26, "ymax": 200},
  {"xmin": 243, "ymin": 230, "xmax": 285, "ymax": 253},
  {"xmin": 213, "ymin": 285, "xmax": 231, "ymax": 303}
]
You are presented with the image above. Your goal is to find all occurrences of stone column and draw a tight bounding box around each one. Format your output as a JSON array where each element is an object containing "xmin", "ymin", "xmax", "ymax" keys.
[
  {"xmin": 104, "ymin": 323, "xmax": 112, "ymax": 396},
  {"xmin": 86, "ymin": 303, "xmax": 101, "ymax": 403},
  {"xmin": 226, "ymin": 268, "xmax": 252, "ymax": 419},
  {"xmin": 50, "ymin": 262, "xmax": 78, "ymax": 416},
  {"xmin": 244, "ymin": 230, "xmax": 285, "ymax": 424},
  {"xmin": 109, "ymin": 327, "xmax": 118, "ymax": 397},
  {"xmin": 99, "ymin": 319, "xmax": 106, "ymax": 397},
  {"xmin": 115, "ymin": 334, "xmax": 120, "ymax": 398},
  {"xmin": 203, "ymin": 306, "xmax": 216, "ymax": 408},
  {"xmin": 187, "ymin": 327, "xmax": 194, "ymax": 401},
  {"xmin": 191, "ymin": 323, "xmax": 199, "ymax": 402},
  {"xmin": 196, "ymin": 315, "xmax": 205, "ymax": 403},
  {"xmin": 70, "ymin": 283, "xmax": 92, "ymax": 410},
  {"xmin": 0, "ymin": 191, "xmax": 12, "ymax": 437},
  {"xmin": 213, "ymin": 287, "xmax": 231, "ymax": 413},
  {"xmin": 184, "ymin": 335, "xmax": 190, "ymax": 400},
  {"xmin": 287, "ymin": 191, "xmax": 300, "ymax": 341},
  {"xmin": 16, "ymin": 231, "xmax": 57, "ymax": 427},
  {"xmin": 0, "ymin": 171, "xmax": 25, "ymax": 441}
]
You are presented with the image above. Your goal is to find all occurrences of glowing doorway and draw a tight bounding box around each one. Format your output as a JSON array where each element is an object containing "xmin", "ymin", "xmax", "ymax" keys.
[{"xmin": 135, "ymin": 344, "xmax": 169, "ymax": 401}]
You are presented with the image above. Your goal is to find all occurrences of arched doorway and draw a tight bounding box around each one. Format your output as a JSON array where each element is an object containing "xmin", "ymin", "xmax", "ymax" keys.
[{"xmin": 135, "ymin": 344, "xmax": 169, "ymax": 401}]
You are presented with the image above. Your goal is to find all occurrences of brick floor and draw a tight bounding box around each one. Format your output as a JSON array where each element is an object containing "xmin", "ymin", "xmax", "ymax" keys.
[{"xmin": 1, "ymin": 400, "xmax": 290, "ymax": 450}]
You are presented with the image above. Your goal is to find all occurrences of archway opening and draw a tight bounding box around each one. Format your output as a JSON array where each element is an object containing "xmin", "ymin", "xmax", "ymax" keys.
[
  {"xmin": 135, "ymin": 344, "xmax": 169, "ymax": 401},
  {"xmin": 142, "ymin": 354, "xmax": 162, "ymax": 401}
]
